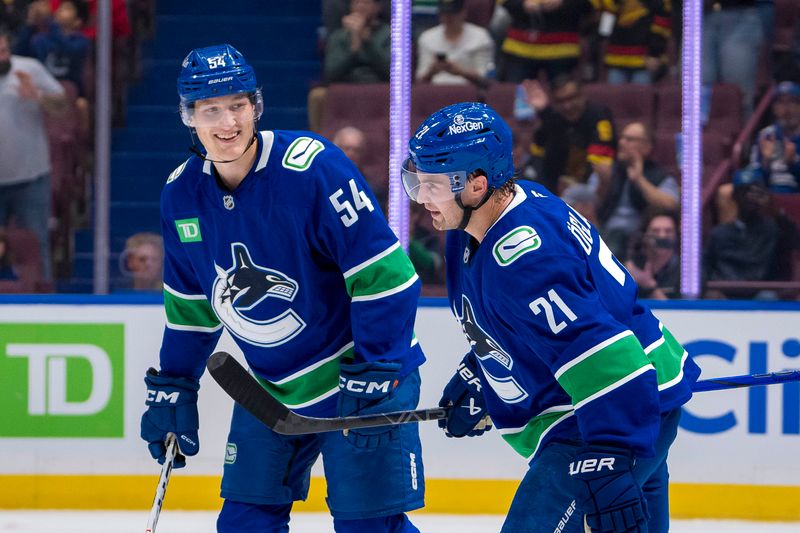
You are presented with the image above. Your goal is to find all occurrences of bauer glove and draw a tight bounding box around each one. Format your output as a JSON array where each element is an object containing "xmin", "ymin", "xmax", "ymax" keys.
[
  {"xmin": 438, "ymin": 352, "xmax": 492, "ymax": 438},
  {"xmin": 569, "ymin": 445, "xmax": 649, "ymax": 533}
]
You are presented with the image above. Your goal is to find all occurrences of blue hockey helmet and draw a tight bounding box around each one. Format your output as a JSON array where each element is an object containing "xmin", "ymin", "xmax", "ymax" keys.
[
  {"xmin": 177, "ymin": 43, "xmax": 263, "ymax": 126},
  {"xmin": 403, "ymin": 102, "xmax": 515, "ymax": 203}
]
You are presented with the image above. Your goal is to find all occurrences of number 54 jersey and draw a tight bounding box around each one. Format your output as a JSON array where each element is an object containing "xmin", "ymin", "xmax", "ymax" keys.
[
  {"xmin": 445, "ymin": 182, "xmax": 700, "ymax": 462},
  {"xmin": 158, "ymin": 130, "xmax": 425, "ymax": 418}
]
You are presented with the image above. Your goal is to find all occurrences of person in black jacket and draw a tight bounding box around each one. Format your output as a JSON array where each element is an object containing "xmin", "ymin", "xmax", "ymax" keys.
[
  {"xmin": 521, "ymin": 74, "xmax": 617, "ymax": 193},
  {"xmin": 594, "ymin": 121, "xmax": 679, "ymax": 261},
  {"xmin": 704, "ymin": 168, "xmax": 799, "ymax": 299}
]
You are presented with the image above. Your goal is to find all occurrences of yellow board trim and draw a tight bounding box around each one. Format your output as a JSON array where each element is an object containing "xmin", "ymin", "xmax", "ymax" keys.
[{"xmin": 3, "ymin": 476, "xmax": 800, "ymax": 521}]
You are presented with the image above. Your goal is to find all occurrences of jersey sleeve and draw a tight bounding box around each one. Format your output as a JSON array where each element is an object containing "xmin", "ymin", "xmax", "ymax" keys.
[
  {"xmin": 158, "ymin": 189, "xmax": 223, "ymax": 380},
  {"xmin": 309, "ymin": 144, "xmax": 422, "ymax": 370},
  {"xmin": 494, "ymin": 250, "xmax": 660, "ymax": 457}
]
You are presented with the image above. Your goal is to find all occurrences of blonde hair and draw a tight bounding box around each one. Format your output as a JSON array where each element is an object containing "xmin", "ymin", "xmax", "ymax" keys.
[
  {"xmin": 125, "ymin": 232, "xmax": 164, "ymax": 259},
  {"xmin": 123, "ymin": 232, "xmax": 164, "ymax": 290}
]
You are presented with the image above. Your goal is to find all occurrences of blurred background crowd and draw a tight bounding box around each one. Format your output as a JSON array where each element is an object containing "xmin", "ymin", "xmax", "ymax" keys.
[{"xmin": 0, "ymin": 0, "xmax": 799, "ymax": 300}]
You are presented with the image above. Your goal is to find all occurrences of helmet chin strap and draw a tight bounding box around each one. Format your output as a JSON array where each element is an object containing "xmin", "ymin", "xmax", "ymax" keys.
[
  {"xmin": 454, "ymin": 187, "xmax": 495, "ymax": 231},
  {"xmin": 188, "ymin": 129, "xmax": 258, "ymax": 164}
]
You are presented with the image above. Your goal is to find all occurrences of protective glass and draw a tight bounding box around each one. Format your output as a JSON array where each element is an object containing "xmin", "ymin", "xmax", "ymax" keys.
[
  {"xmin": 180, "ymin": 91, "xmax": 263, "ymax": 128},
  {"xmin": 401, "ymin": 158, "xmax": 466, "ymax": 204}
]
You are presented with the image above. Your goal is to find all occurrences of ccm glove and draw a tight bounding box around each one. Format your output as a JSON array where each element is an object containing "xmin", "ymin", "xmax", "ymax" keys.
[
  {"xmin": 140, "ymin": 368, "xmax": 200, "ymax": 468},
  {"xmin": 338, "ymin": 361, "xmax": 403, "ymax": 449},
  {"xmin": 438, "ymin": 352, "xmax": 492, "ymax": 438},
  {"xmin": 569, "ymin": 445, "xmax": 648, "ymax": 533}
]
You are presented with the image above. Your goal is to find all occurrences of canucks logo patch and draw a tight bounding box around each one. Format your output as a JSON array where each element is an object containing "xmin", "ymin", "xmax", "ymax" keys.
[
  {"xmin": 211, "ymin": 243, "xmax": 306, "ymax": 347},
  {"xmin": 493, "ymin": 226, "xmax": 541, "ymax": 266},
  {"xmin": 225, "ymin": 443, "xmax": 237, "ymax": 464},
  {"xmin": 166, "ymin": 159, "xmax": 189, "ymax": 184},
  {"xmin": 282, "ymin": 137, "xmax": 325, "ymax": 171}
]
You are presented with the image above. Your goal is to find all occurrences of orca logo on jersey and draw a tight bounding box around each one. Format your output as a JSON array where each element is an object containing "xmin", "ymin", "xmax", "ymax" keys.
[
  {"xmin": 458, "ymin": 295, "xmax": 513, "ymax": 370},
  {"xmin": 211, "ymin": 243, "xmax": 307, "ymax": 347},
  {"xmin": 456, "ymin": 295, "xmax": 529, "ymax": 404}
]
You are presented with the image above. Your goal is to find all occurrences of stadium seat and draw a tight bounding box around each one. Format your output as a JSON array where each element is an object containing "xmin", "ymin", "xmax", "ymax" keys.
[
  {"xmin": 651, "ymin": 133, "xmax": 731, "ymax": 190},
  {"xmin": 773, "ymin": 194, "xmax": 800, "ymax": 226},
  {"xmin": 320, "ymin": 83, "xmax": 390, "ymax": 135},
  {"xmin": 702, "ymin": 130, "xmax": 731, "ymax": 168},
  {"xmin": 654, "ymin": 83, "xmax": 681, "ymax": 132},
  {"xmin": 485, "ymin": 82, "xmax": 517, "ymax": 120},
  {"xmin": 774, "ymin": 0, "xmax": 800, "ymax": 52},
  {"xmin": 655, "ymin": 83, "xmax": 743, "ymax": 137},
  {"xmin": 464, "ymin": 0, "xmax": 495, "ymax": 28},
  {"xmin": 652, "ymin": 131, "xmax": 679, "ymax": 176},
  {"xmin": 0, "ymin": 228, "xmax": 43, "ymax": 293},
  {"xmin": 583, "ymin": 83, "xmax": 656, "ymax": 129},
  {"xmin": 708, "ymin": 83, "xmax": 744, "ymax": 135},
  {"xmin": 411, "ymin": 83, "xmax": 481, "ymax": 125}
]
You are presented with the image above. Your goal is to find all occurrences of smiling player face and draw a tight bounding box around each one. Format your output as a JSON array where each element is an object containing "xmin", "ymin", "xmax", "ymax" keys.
[{"xmin": 193, "ymin": 94, "xmax": 256, "ymax": 161}]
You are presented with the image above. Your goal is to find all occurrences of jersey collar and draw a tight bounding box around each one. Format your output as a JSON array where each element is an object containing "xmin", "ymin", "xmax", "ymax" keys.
[
  {"xmin": 201, "ymin": 130, "xmax": 276, "ymax": 177},
  {"xmin": 485, "ymin": 184, "xmax": 527, "ymax": 236}
]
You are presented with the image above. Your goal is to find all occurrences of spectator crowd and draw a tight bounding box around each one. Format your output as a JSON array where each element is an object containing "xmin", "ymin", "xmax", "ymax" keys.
[
  {"xmin": 312, "ymin": 0, "xmax": 800, "ymax": 300},
  {"xmin": 1, "ymin": 0, "xmax": 800, "ymax": 300}
]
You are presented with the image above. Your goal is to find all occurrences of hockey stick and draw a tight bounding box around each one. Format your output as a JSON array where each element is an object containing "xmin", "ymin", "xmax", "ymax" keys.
[
  {"xmin": 145, "ymin": 432, "xmax": 178, "ymax": 533},
  {"xmin": 690, "ymin": 369, "xmax": 800, "ymax": 392},
  {"xmin": 206, "ymin": 351, "xmax": 800, "ymax": 436},
  {"xmin": 207, "ymin": 351, "xmax": 449, "ymax": 435}
]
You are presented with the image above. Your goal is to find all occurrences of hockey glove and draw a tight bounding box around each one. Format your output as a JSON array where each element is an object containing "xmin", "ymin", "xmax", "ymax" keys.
[
  {"xmin": 569, "ymin": 445, "xmax": 649, "ymax": 533},
  {"xmin": 438, "ymin": 352, "xmax": 492, "ymax": 438},
  {"xmin": 140, "ymin": 368, "xmax": 200, "ymax": 468},
  {"xmin": 338, "ymin": 361, "xmax": 403, "ymax": 449}
]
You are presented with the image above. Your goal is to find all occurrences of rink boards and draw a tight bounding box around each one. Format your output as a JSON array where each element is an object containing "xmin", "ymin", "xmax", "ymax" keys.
[{"xmin": 1, "ymin": 296, "xmax": 800, "ymax": 520}]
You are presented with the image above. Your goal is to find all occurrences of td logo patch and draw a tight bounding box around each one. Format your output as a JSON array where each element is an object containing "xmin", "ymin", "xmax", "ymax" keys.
[
  {"xmin": 175, "ymin": 218, "xmax": 202, "ymax": 243},
  {"xmin": 493, "ymin": 226, "xmax": 541, "ymax": 266}
]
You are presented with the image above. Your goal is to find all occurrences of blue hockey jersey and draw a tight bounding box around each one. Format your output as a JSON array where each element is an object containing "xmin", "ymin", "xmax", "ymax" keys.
[
  {"xmin": 445, "ymin": 182, "xmax": 700, "ymax": 460},
  {"xmin": 158, "ymin": 130, "xmax": 425, "ymax": 417}
]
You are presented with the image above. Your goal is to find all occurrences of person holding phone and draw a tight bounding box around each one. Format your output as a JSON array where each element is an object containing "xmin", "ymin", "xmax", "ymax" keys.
[{"xmin": 415, "ymin": 0, "xmax": 495, "ymax": 86}]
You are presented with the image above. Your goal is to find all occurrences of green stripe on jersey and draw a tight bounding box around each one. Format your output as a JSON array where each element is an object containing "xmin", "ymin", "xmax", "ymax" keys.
[
  {"xmin": 501, "ymin": 408, "xmax": 573, "ymax": 459},
  {"xmin": 164, "ymin": 289, "xmax": 220, "ymax": 329},
  {"xmin": 344, "ymin": 245, "xmax": 418, "ymax": 299},
  {"xmin": 647, "ymin": 326, "xmax": 687, "ymax": 387},
  {"xmin": 253, "ymin": 344, "xmax": 354, "ymax": 408},
  {"xmin": 556, "ymin": 333, "xmax": 652, "ymax": 405}
]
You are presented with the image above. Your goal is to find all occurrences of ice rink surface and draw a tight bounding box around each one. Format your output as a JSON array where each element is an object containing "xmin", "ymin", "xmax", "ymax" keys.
[{"xmin": 1, "ymin": 511, "xmax": 800, "ymax": 532}]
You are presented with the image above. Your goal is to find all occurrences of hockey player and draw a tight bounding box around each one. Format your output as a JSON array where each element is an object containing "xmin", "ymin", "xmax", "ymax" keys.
[
  {"xmin": 402, "ymin": 102, "xmax": 700, "ymax": 533},
  {"xmin": 140, "ymin": 44, "xmax": 426, "ymax": 533}
]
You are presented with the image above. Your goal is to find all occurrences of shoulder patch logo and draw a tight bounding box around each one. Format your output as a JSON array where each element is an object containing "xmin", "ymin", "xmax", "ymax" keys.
[
  {"xmin": 282, "ymin": 137, "xmax": 325, "ymax": 172},
  {"xmin": 166, "ymin": 160, "xmax": 189, "ymax": 184},
  {"xmin": 175, "ymin": 218, "xmax": 202, "ymax": 243},
  {"xmin": 493, "ymin": 226, "xmax": 541, "ymax": 266}
]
